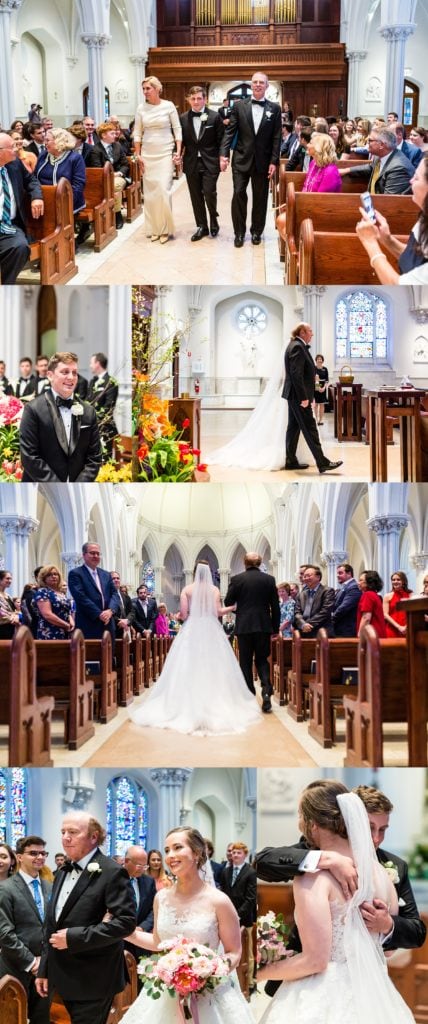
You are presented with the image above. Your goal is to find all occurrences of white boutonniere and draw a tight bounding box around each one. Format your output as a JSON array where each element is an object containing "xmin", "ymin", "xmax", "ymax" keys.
[
  {"xmin": 87, "ymin": 862, "xmax": 102, "ymax": 874},
  {"xmin": 71, "ymin": 402, "xmax": 84, "ymax": 416},
  {"xmin": 200, "ymin": 113, "xmax": 208, "ymax": 123},
  {"xmin": 383, "ymin": 860, "xmax": 399, "ymax": 884},
  {"xmin": 265, "ymin": 111, "xmax": 273, "ymax": 120}
]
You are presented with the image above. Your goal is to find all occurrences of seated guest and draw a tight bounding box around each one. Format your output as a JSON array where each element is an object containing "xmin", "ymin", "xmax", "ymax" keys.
[
  {"xmin": 0, "ymin": 570, "xmax": 20, "ymax": 638},
  {"xmin": 84, "ymin": 120, "xmax": 130, "ymax": 229},
  {"xmin": 408, "ymin": 126, "xmax": 428, "ymax": 154},
  {"xmin": 328, "ymin": 121, "xmax": 348, "ymax": 158},
  {"xmin": 19, "ymin": 351, "xmax": 101, "ymax": 482},
  {"xmin": 343, "ymin": 117, "xmax": 357, "ymax": 149},
  {"xmin": 35, "ymin": 127, "xmax": 86, "ymax": 215},
  {"xmin": 302, "ymin": 132, "xmax": 342, "ymax": 193},
  {"xmin": 9, "ymin": 130, "xmax": 37, "ymax": 173},
  {"xmin": 278, "ymin": 582, "xmax": 295, "ymax": 637},
  {"xmin": 383, "ymin": 571, "xmax": 413, "ymax": 638},
  {"xmin": 67, "ymin": 122, "xmax": 92, "ymax": 163},
  {"xmin": 286, "ymin": 117, "xmax": 312, "ymax": 170},
  {"xmin": 34, "ymin": 564, "xmax": 74, "ymax": 639},
  {"xmin": 0, "ymin": 132, "xmax": 43, "ymax": 283},
  {"xmin": 357, "ymin": 570, "xmax": 387, "ymax": 638},
  {"xmin": 356, "ymin": 153, "xmax": 428, "ymax": 284},
  {"xmin": 25, "ymin": 121, "xmax": 46, "ymax": 158},
  {"xmin": 108, "ymin": 115, "xmax": 133, "ymax": 156},
  {"xmin": 341, "ymin": 127, "xmax": 414, "ymax": 194},
  {"xmin": 154, "ymin": 602, "xmax": 169, "ymax": 636},
  {"xmin": 394, "ymin": 122, "xmax": 423, "ymax": 168}
]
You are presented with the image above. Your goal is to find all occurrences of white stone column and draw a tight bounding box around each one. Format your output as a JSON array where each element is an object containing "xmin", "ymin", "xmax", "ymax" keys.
[
  {"xmin": 1, "ymin": 286, "xmax": 22, "ymax": 377},
  {"xmin": 219, "ymin": 568, "xmax": 230, "ymax": 596},
  {"xmin": 246, "ymin": 796, "xmax": 257, "ymax": 854},
  {"xmin": 302, "ymin": 286, "xmax": 326, "ymax": 345},
  {"xmin": 149, "ymin": 769, "xmax": 193, "ymax": 843},
  {"xmin": 61, "ymin": 551, "xmax": 82, "ymax": 589},
  {"xmin": 154, "ymin": 564, "xmax": 163, "ymax": 597},
  {"xmin": 410, "ymin": 553, "xmax": 428, "ymax": 593},
  {"xmin": 183, "ymin": 569, "xmax": 193, "ymax": 586},
  {"xmin": 81, "ymin": 33, "xmax": 110, "ymax": 125},
  {"xmin": 320, "ymin": 550, "xmax": 349, "ymax": 588},
  {"xmin": 346, "ymin": 51, "xmax": 367, "ymax": 118},
  {"xmin": 0, "ymin": 1, "xmax": 22, "ymax": 129},
  {"xmin": 379, "ymin": 23, "xmax": 415, "ymax": 117},
  {"xmin": 0, "ymin": 514, "xmax": 38, "ymax": 591},
  {"xmin": 108, "ymin": 286, "xmax": 132, "ymax": 435},
  {"xmin": 367, "ymin": 514, "xmax": 409, "ymax": 591},
  {"xmin": 129, "ymin": 55, "xmax": 147, "ymax": 110}
]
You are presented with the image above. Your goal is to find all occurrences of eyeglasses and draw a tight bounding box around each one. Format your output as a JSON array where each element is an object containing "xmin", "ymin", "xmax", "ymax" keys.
[{"xmin": 25, "ymin": 851, "xmax": 49, "ymax": 858}]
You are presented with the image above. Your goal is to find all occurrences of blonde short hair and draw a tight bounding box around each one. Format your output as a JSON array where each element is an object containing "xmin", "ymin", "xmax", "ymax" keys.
[
  {"xmin": 310, "ymin": 132, "xmax": 338, "ymax": 167},
  {"xmin": 37, "ymin": 564, "xmax": 66, "ymax": 590},
  {"xmin": 47, "ymin": 128, "xmax": 76, "ymax": 154},
  {"xmin": 142, "ymin": 76, "xmax": 163, "ymax": 95}
]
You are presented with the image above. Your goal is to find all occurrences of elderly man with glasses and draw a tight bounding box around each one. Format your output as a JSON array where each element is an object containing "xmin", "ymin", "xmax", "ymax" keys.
[
  {"xmin": 339, "ymin": 127, "xmax": 414, "ymax": 194},
  {"xmin": 0, "ymin": 131, "xmax": 43, "ymax": 283},
  {"xmin": 0, "ymin": 835, "xmax": 51, "ymax": 1024}
]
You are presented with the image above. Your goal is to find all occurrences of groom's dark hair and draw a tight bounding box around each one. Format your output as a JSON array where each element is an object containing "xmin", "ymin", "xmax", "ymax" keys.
[
  {"xmin": 353, "ymin": 785, "xmax": 393, "ymax": 814},
  {"xmin": 187, "ymin": 86, "xmax": 207, "ymax": 97},
  {"xmin": 244, "ymin": 553, "xmax": 261, "ymax": 568}
]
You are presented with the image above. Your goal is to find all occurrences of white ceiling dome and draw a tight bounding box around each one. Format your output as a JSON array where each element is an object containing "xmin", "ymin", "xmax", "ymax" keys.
[{"xmin": 134, "ymin": 483, "xmax": 280, "ymax": 535}]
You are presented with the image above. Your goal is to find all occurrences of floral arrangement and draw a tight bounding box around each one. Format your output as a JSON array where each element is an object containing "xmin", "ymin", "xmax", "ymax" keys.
[
  {"xmin": 138, "ymin": 935, "xmax": 230, "ymax": 1020},
  {"xmin": 257, "ymin": 911, "xmax": 290, "ymax": 965},
  {"xmin": 136, "ymin": 396, "xmax": 207, "ymax": 482},
  {"xmin": 0, "ymin": 395, "xmax": 24, "ymax": 482},
  {"xmin": 96, "ymin": 462, "xmax": 133, "ymax": 483}
]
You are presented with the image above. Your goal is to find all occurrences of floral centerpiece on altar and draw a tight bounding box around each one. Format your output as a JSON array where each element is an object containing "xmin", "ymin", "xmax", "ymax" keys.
[
  {"xmin": 257, "ymin": 911, "xmax": 290, "ymax": 965},
  {"xmin": 138, "ymin": 935, "xmax": 230, "ymax": 1020},
  {"xmin": 136, "ymin": 396, "xmax": 206, "ymax": 482},
  {"xmin": 0, "ymin": 395, "xmax": 24, "ymax": 482}
]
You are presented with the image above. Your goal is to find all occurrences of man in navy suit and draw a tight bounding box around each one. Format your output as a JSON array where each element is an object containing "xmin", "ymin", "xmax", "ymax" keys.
[
  {"xmin": 0, "ymin": 133, "xmax": 43, "ymax": 283},
  {"xmin": 68, "ymin": 542, "xmax": 118, "ymax": 639},
  {"xmin": 331, "ymin": 562, "xmax": 360, "ymax": 637},
  {"xmin": 123, "ymin": 846, "xmax": 156, "ymax": 969}
]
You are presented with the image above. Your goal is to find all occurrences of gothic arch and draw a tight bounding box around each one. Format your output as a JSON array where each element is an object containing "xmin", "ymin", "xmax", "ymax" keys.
[{"xmin": 229, "ymin": 542, "xmax": 246, "ymax": 576}]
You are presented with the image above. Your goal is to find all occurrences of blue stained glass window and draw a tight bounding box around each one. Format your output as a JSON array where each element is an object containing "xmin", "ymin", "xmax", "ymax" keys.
[
  {"xmin": 335, "ymin": 291, "xmax": 389, "ymax": 363},
  {"xmin": 0, "ymin": 769, "xmax": 27, "ymax": 844},
  {"xmin": 142, "ymin": 562, "xmax": 155, "ymax": 595},
  {"xmin": 106, "ymin": 776, "xmax": 149, "ymax": 856}
]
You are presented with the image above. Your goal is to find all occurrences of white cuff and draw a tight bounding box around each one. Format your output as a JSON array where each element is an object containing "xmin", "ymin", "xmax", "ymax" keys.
[{"xmin": 300, "ymin": 850, "xmax": 321, "ymax": 872}]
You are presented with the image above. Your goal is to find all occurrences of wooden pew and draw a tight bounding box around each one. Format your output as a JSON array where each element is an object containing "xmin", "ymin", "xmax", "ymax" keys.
[
  {"xmin": 130, "ymin": 635, "xmax": 145, "ymax": 694},
  {"xmin": 0, "ymin": 976, "xmax": 27, "ymax": 1024},
  {"xmin": 287, "ymin": 631, "xmax": 317, "ymax": 722},
  {"xmin": 85, "ymin": 632, "xmax": 118, "ymax": 722},
  {"xmin": 397, "ymin": 595, "xmax": 428, "ymax": 765},
  {"xmin": 298, "ymin": 218, "xmax": 405, "ymax": 285},
  {"xmin": 35, "ymin": 630, "xmax": 95, "ymax": 750},
  {"xmin": 75, "ymin": 164, "xmax": 117, "ymax": 251},
  {"xmin": 285, "ymin": 185, "xmax": 416, "ymax": 284},
  {"xmin": 52, "ymin": 952, "xmax": 137, "ymax": 1024},
  {"xmin": 0, "ymin": 626, "xmax": 53, "ymax": 767},
  {"xmin": 343, "ymin": 625, "xmax": 407, "ymax": 767},
  {"xmin": 114, "ymin": 635, "xmax": 134, "ymax": 707},
  {"xmin": 308, "ymin": 630, "xmax": 359, "ymax": 748},
  {"xmin": 125, "ymin": 156, "xmax": 143, "ymax": 222},
  {"xmin": 25, "ymin": 178, "xmax": 77, "ymax": 284},
  {"xmin": 388, "ymin": 914, "xmax": 428, "ymax": 1020},
  {"xmin": 276, "ymin": 163, "xmax": 370, "ymax": 261},
  {"xmin": 236, "ymin": 925, "xmax": 251, "ymax": 1001},
  {"xmin": 270, "ymin": 634, "xmax": 293, "ymax": 705}
]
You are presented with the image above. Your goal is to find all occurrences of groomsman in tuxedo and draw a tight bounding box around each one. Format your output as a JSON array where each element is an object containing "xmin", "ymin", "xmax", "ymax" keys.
[
  {"xmin": 36, "ymin": 812, "xmax": 136, "ymax": 1024},
  {"xmin": 220, "ymin": 842, "xmax": 257, "ymax": 992},
  {"xmin": 111, "ymin": 570, "xmax": 134, "ymax": 637},
  {"xmin": 15, "ymin": 356, "xmax": 38, "ymax": 399},
  {"xmin": 19, "ymin": 352, "xmax": 101, "ymax": 482},
  {"xmin": 225, "ymin": 551, "xmax": 280, "ymax": 713},
  {"xmin": 331, "ymin": 563, "xmax": 360, "ymax": 637},
  {"xmin": 180, "ymin": 85, "xmax": 224, "ymax": 241},
  {"xmin": 219, "ymin": 71, "xmax": 281, "ymax": 247},
  {"xmin": 87, "ymin": 352, "xmax": 119, "ymax": 458},
  {"xmin": 123, "ymin": 846, "xmax": 156, "ymax": 965},
  {"xmin": 131, "ymin": 584, "xmax": 158, "ymax": 636},
  {"xmin": 217, "ymin": 97, "xmax": 232, "ymax": 127},
  {"xmin": 0, "ymin": 834, "xmax": 51, "ymax": 1024},
  {"xmin": 68, "ymin": 542, "xmax": 118, "ymax": 639}
]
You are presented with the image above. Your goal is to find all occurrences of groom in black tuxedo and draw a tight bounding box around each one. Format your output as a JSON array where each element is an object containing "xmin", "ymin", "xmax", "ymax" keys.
[
  {"xmin": 225, "ymin": 551, "xmax": 280, "ymax": 713},
  {"xmin": 180, "ymin": 85, "xmax": 224, "ymax": 241},
  {"xmin": 219, "ymin": 71, "xmax": 281, "ymax": 246},
  {"xmin": 36, "ymin": 812, "xmax": 136, "ymax": 1024},
  {"xmin": 19, "ymin": 352, "xmax": 101, "ymax": 482},
  {"xmin": 283, "ymin": 323, "xmax": 342, "ymax": 474}
]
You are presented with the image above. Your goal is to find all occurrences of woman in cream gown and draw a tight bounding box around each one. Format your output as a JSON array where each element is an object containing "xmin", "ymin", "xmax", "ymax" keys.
[
  {"xmin": 133, "ymin": 75, "xmax": 182, "ymax": 241},
  {"xmin": 121, "ymin": 827, "xmax": 256, "ymax": 1024}
]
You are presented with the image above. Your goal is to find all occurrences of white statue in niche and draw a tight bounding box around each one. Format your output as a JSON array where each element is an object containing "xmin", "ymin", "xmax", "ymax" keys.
[
  {"xmin": 259, "ymin": 769, "xmax": 295, "ymax": 812},
  {"xmin": 239, "ymin": 338, "xmax": 259, "ymax": 371},
  {"xmin": 413, "ymin": 334, "xmax": 428, "ymax": 362},
  {"xmin": 365, "ymin": 76, "xmax": 382, "ymax": 102}
]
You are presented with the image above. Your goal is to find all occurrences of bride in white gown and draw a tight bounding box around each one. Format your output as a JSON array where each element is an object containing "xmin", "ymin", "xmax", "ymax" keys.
[
  {"xmin": 129, "ymin": 562, "xmax": 261, "ymax": 735},
  {"xmin": 257, "ymin": 780, "xmax": 416, "ymax": 1024},
  {"xmin": 120, "ymin": 827, "xmax": 256, "ymax": 1024}
]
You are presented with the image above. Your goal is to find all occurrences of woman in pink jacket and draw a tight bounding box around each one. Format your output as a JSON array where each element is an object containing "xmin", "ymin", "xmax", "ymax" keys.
[{"xmin": 302, "ymin": 132, "xmax": 342, "ymax": 193}]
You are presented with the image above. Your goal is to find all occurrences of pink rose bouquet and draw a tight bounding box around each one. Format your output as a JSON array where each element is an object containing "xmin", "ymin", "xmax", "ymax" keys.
[
  {"xmin": 0, "ymin": 395, "xmax": 24, "ymax": 482},
  {"xmin": 257, "ymin": 911, "xmax": 290, "ymax": 965},
  {"xmin": 138, "ymin": 935, "xmax": 230, "ymax": 1020}
]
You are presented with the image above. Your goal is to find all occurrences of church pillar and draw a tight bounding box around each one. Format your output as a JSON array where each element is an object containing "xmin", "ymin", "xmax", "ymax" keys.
[
  {"xmin": 2, "ymin": 286, "xmax": 22, "ymax": 376},
  {"xmin": 410, "ymin": 553, "xmax": 428, "ymax": 592},
  {"xmin": 0, "ymin": 1, "xmax": 22, "ymax": 129},
  {"xmin": 129, "ymin": 55, "xmax": 147, "ymax": 109},
  {"xmin": 61, "ymin": 551, "xmax": 82, "ymax": 587},
  {"xmin": 219, "ymin": 568, "xmax": 230, "ymax": 596},
  {"xmin": 0, "ymin": 514, "xmax": 38, "ymax": 590},
  {"xmin": 149, "ymin": 769, "xmax": 193, "ymax": 842},
  {"xmin": 301, "ymin": 286, "xmax": 326, "ymax": 343},
  {"xmin": 320, "ymin": 550, "xmax": 348, "ymax": 588},
  {"xmin": 81, "ymin": 33, "xmax": 110, "ymax": 124},
  {"xmin": 367, "ymin": 514, "xmax": 409, "ymax": 590},
  {"xmin": 154, "ymin": 565, "xmax": 163, "ymax": 597},
  {"xmin": 379, "ymin": 23, "xmax": 415, "ymax": 117},
  {"xmin": 183, "ymin": 569, "xmax": 193, "ymax": 586},
  {"xmin": 346, "ymin": 51, "xmax": 367, "ymax": 118},
  {"xmin": 246, "ymin": 795, "xmax": 257, "ymax": 855},
  {"xmin": 108, "ymin": 286, "xmax": 132, "ymax": 435}
]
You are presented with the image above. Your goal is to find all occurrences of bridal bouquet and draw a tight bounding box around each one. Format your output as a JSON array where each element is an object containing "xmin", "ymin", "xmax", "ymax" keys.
[
  {"xmin": 257, "ymin": 911, "xmax": 290, "ymax": 965},
  {"xmin": 0, "ymin": 395, "xmax": 24, "ymax": 482},
  {"xmin": 138, "ymin": 935, "xmax": 230, "ymax": 1019}
]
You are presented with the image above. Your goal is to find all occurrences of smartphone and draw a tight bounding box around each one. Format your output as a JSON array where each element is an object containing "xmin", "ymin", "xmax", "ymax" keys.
[{"xmin": 360, "ymin": 191, "xmax": 376, "ymax": 222}]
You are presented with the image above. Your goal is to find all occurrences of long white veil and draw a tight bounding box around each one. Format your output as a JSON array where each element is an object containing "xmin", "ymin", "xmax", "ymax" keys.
[
  {"xmin": 189, "ymin": 563, "xmax": 217, "ymax": 620},
  {"xmin": 337, "ymin": 793, "xmax": 414, "ymax": 1024}
]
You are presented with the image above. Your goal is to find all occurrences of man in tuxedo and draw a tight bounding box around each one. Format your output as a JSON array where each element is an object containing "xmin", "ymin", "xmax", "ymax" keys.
[
  {"xmin": 219, "ymin": 71, "xmax": 281, "ymax": 247},
  {"xmin": 68, "ymin": 542, "xmax": 118, "ymax": 639},
  {"xmin": 220, "ymin": 842, "xmax": 257, "ymax": 992},
  {"xmin": 87, "ymin": 352, "xmax": 119, "ymax": 457},
  {"xmin": 123, "ymin": 846, "xmax": 156, "ymax": 965},
  {"xmin": 36, "ymin": 812, "xmax": 136, "ymax": 1024},
  {"xmin": 35, "ymin": 354, "xmax": 51, "ymax": 395},
  {"xmin": 0, "ymin": 834, "xmax": 51, "ymax": 1024},
  {"xmin": 225, "ymin": 551, "xmax": 280, "ymax": 712},
  {"xmin": 19, "ymin": 352, "xmax": 102, "ymax": 482},
  {"xmin": 14, "ymin": 356, "xmax": 38, "ymax": 399},
  {"xmin": 180, "ymin": 85, "xmax": 224, "ymax": 241},
  {"xmin": 0, "ymin": 132, "xmax": 43, "ymax": 283},
  {"xmin": 131, "ymin": 584, "xmax": 158, "ymax": 636},
  {"xmin": 217, "ymin": 97, "xmax": 232, "ymax": 127},
  {"xmin": 294, "ymin": 565, "xmax": 335, "ymax": 636},
  {"xmin": 283, "ymin": 322, "xmax": 343, "ymax": 474},
  {"xmin": 0, "ymin": 359, "xmax": 14, "ymax": 395},
  {"xmin": 111, "ymin": 570, "xmax": 134, "ymax": 637},
  {"xmin": 331, "ymin": 562, "xmax": 360, "ymax": 637}
]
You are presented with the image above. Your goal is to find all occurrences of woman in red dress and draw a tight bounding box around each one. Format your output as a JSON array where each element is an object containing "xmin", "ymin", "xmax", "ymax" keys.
[
  {"xmin": 383, "ymin": 571, "xmax": 413, "ymax": 637},
  {"xmin": 357, "ymin": 570, "xmax": 387, "ymax": 638}
]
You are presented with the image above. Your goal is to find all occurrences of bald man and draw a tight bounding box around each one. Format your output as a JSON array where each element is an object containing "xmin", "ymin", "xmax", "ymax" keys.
[
  {"xmin": 225, "ymin": 551, "xmax": 280, "ymax": 712},
  {"xmin": 123, "ymin": 846, "xmax": 156, "ymax": 967}
]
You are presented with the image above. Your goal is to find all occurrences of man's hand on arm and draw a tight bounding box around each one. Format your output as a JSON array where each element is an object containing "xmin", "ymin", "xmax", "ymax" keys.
[
  {"xmin": 35, "ymin": 979, "xmax": 49, "ymax": 997},
  {"xmin": 49, "ymin": 929, "xmax": 68, "ymax": 950},
  {"xmin": 360, "ymin": 899, "xmax": 393, "ymax": 935}
]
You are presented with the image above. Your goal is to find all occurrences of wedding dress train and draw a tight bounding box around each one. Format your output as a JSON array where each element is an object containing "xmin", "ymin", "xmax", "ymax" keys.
[{"xmin": 129, "ymin": 565, "xmax": 261, "ymax": 736}]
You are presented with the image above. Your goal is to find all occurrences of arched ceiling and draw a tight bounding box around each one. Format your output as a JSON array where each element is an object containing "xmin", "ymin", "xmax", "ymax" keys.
[{"xmin": 134, "ymin": 484, "xmax": 280, "ymax": 536}]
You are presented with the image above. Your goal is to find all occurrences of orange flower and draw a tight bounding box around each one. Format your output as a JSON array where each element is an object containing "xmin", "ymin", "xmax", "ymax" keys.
[
  {"xmin": 182, "ymin": 417, "xmax": 190, "ymax": 429},
  {"xmin": 143, "ymin": 395, "xmax": 169, "ymax": 415},
  {"xmin": 137, "ymin": 443, "xmax": 149, "ymax": 460}
]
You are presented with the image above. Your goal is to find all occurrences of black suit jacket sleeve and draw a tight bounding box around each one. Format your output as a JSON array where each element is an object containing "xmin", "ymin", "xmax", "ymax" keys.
[
  {"xmin": 255, "ymin": 843, "xmax": 309, "ymax": 882},
  {"xmin": 0, "ymin": 887, "xmax": 34, "ymax": 970},
  {"xmin": 220, "ymin": 103, "xmax": 240, "ymax": 158},
  {"xmin": 18, "ymin": 159, "xmax": 43, "ymax": 204},
  {"xmin": 75, "ymin": 413, "xmax": 102, "ymax": 482},
  {"xmin": 65, "ymin": 866, "xmax": 136, "ymax": 954},
  {"xmin": 20, "ymin": 402, "xmax": 62, "ymax": 481},
  {"xmin": 384, "ymin": 862, "xmax": 427, "ymax": 950}
]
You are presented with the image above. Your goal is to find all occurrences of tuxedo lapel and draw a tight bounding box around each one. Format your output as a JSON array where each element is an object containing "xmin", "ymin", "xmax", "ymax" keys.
[
  {"xmin": 244, "ymin": 100, "xmax": 256, "ymax": 136},
  {"xmin": 44, "ymin": 390, "xmax": 69, "ymax": 456},
  {"xmin": 68, "ymin": 405, "xmax": 82, "ymax": 457},
  {"xmin": 55, "ymin": 853, "xmax": 102, "ymax": 924}
]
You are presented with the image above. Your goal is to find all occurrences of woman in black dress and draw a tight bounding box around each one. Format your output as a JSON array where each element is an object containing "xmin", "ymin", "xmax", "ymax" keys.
[{"xmin": 314, "ymin": 354, "xmax": 329, "ymax": 426}]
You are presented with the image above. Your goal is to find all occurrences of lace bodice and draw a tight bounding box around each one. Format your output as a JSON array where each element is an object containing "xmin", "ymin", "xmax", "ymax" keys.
[
  {"xmin": 157, "ymin": 888, "xmax": 220, "ymax": 950},
  {"xmin": 329, "ymin": 900, "xmax": 348, "ymax": 963}
]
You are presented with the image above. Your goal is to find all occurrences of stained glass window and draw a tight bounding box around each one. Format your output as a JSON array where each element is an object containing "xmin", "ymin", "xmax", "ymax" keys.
[
  {"xmin": 106, "ymin": 776, "xmax": 149, "ymax": 856},
  {"xmin": 0, "ymin": 769, "xmax": 27, "ymax": 845},
  {"xmin": 335, "ymin": 291, "xmax": 389, "ymax": 363},
  {"xmin": 141, "ymin": 561, "xmax": 155, "ymax": 595},
  {"xmin": 237, "ymin": 304, "xmax": 267, "ymax": 339}
]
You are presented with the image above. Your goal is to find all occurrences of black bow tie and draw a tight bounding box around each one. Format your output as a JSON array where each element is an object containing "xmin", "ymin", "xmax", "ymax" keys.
[
  {"xmin": 56, "ymin": 396, "xmax": 73, "ymax": 409},
  {"xmin": 62, "ymin": 860, "xmax": 82, "ymax": 873},
  {"xmin": 190, "ymin": 110, "xmax": 205, "ymax": 118},
  {"xmin": 252, "ymin": 100, "xmax": 265, "ymax": 106}
]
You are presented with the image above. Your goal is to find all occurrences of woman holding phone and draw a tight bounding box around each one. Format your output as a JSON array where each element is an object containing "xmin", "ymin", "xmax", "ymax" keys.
[{"xmin": 355, "ymin": 153, "xmax": 428, "ymax": 284}]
